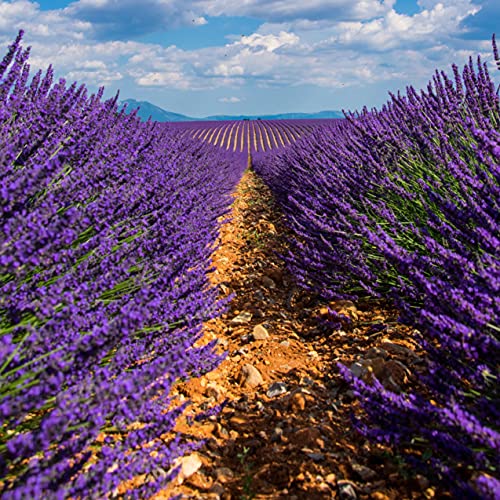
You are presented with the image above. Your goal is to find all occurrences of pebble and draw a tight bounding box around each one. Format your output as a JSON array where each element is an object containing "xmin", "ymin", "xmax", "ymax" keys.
[
  {"xmin": 186, "ymin": 471, "xmax": 214, "ymax": 491},
  {"xmin": 266, "ymin": 381, "xmax": 287, "ymax": 398},
  {"xmin": 271, "ymin": 426, "xmax": 284, "ymax": 442},
  {"xmin": 380, "ymin": 340, "xmax": 416, "ymax": 357},
  {"xmin": 251, "ymin": 324, "xmax": 270, "ymax": 340},
  {"xmin": 206, "ymin": 370, "xmax": 221, "ymax": 381},
  {"xmin": 424, "ymin": 487, "xmax": 436, "ymax": 498},
  {"xmin": 215, "ymin": 423, "xmax": 229, "ymax": 438},
  {"xmin": 350, "ymin": 357, "xmax": 386, "ymax": 380},
  {"xmin": 290, "ymin": 392, "xmax": 307, "ymax": 412},
  {"xmin": 351, "ymin": 463, "xmax": 377, "ymax": 481},
  {"xmin": 175, "ymin": 453, "xmax": 202, "ymax": 484},
  {"xmin": 215, "ymin": 467, "xmax": 234, "ymax": 483},
  {"xmin": 209, "ymin": 482, "xmax": 225, "ymax": 497},
  {"xmin": 294, "ymin": 427, "xmax": 322, "ymax": 447},
  {"xmin": 261, "ymin": 276, "xmax": 276, "ymax": 288},
  {"xmin": 231, "ymin": 312, "xmax": 252, "ymax": 324},
  {"xmin": 279, "ymin": 340, "xmax": 290, "ymax": 347},
  {"xmin": 240, "ymin": 364, "xmax": 264, "ymax": 388},
  {"xmin": 205, "ymin": 383, "xmax": 223, "ymax": 400},
  {"xmin": 330, "ymin": 300, "xmax": 357, "ymax": 312},
  {"xmin": 338, "ymin": 480, "xmax": 357, "ymax": 499},
  {"xmin": 344, "ymin": 389, "xmax": 356, "ymax": 401},
  {"xmin": 306, "ymin": 451, "xmax": 325, "ymax": 461},
  {"xmin": 216, "ymin": 337, "xmax": 229, "ymax": 348},
  {"xmin": 326, "ymin": 473, "xmax": 337, "ymax": 486}
]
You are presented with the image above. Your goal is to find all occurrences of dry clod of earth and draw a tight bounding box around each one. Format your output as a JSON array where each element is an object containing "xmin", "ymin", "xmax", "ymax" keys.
[
  {"xmin": 156, "ymin": 169, "xmax": 439, "ymax": 499},
  {"xmin": 252, "ymin": 324, "xmax": 270, "ymax": 340},
  {"xmin": 240, "ymin": 364, "xmax": 265, "ymax": 388}
]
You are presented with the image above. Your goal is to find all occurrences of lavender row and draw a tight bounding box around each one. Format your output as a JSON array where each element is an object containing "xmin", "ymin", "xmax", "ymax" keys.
[
  {"xmin": 0, "ymin": 32, "xmax": 245, "ymax": 498},
  {"xmin": 169, "ymin": 118, "xmax": 334, "ymax": 156},
  {"xmin": 254, "ymin": 37, "xmax": 499, "ymax": 498}
]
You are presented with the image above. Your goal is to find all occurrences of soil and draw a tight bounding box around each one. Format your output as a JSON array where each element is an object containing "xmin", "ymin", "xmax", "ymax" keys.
[{"xmin": 154, "ymin": 169, "xmax": 445, "ymax": 500}]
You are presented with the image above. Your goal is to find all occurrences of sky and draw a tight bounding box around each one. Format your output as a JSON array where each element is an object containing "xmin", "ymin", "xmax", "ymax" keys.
[{"xmin": 0, "ymin": 0, "xmax": 498, "ymax": 117}]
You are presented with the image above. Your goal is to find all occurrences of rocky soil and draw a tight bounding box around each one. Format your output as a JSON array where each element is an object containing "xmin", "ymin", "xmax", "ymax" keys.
[{"xmin": 154, "ymin": 169, "xmax": 445, "ymax": 500}]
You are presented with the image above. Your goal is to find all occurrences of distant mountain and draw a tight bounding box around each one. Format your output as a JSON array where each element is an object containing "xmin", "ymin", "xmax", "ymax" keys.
[
  {"xmin": 120, "ymin": 99, "xmax": 344, "ymax": 122},
  {"xmin": 120, "ymin": 99, "xmax": 197, "ymax": 122},
  {"xmin": 205, "ymin": 110, "xmax": 344, "ymax": 120}
]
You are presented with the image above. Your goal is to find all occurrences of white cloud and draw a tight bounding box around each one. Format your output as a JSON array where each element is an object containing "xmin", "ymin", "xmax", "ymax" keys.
[
  {"xmin": 0, "ymin": 0, "xmax": 402, "ymax": 42},
  {"xmin": 0, "ymin": 0, "xmax": 38, "ymax": 30},
  {"xmin": 211, "ymin": 63, "xmax": 245, "ymax": 77},
  {"xmin": 65, "ymin": 69, "xmax": 123, "ymax": 85},
  {"xmin": 0, "ymin": 0, "xmax": 494, "ymax": 103},
  {"xmin": 218, "ymin": 96, "xmax": 241, "ymax": 102},
  {"xmin": 135, "ymin": 71, "xmax": 189, "ymax": 88},
  {"xmin": 239, "ymin": 31, "xmax": 299, "ymax": 52},
  {"xmin": 197, "ymin": 0, "xmax": 396, "ymax": 22},
  {"xmin": 325, "ymin": 1, "xmax": 481, "ymax": 50},
  {"xmin": 64, "ymin": 0, "xmax": 207, "ymax": 38}
]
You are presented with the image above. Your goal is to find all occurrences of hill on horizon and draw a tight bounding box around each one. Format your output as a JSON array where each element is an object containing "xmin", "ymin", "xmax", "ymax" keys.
[{"xmin": 120, "ymin": 99, "xmax": 344, "ymax": 122}]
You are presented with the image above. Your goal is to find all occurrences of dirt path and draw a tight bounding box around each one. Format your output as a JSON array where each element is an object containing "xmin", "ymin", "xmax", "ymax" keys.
[{"xmin": 156, "ymin": 169, "xmax": 433, "ymax": 500}]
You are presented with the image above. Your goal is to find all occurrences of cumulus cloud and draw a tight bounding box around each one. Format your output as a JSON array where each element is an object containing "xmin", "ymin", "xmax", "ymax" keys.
[
  {"xmin": 0, "ymin": 0, "xmax": 92, "ymax": 41},
  {"xmin": 0, "ymin": 0, "xmax": 494, "ymax": 101},
  {"xmin": 63, "ymin": 0, "xmax": 399, "ymax": 34},
  {"xmin": 325, "ymin": 0, "xmax": 481, "ymax": 50},
  {"xmin": 197, "ymin": 0, "xmax": 396, "ymax": 22},
  {"xmin": 239, "ymin": 31, "xmax": 299, "ymax": 52},
  {"xmin": 256, "ymin": 0, "xmax": 482, "ymax": 51},
  {"xmin": 64, "ymin": 0, "xmax": 207, "ymax": 39},
  {"xmin": 0, "ymin": 0, "xmax": 400, "ymax": 43}
]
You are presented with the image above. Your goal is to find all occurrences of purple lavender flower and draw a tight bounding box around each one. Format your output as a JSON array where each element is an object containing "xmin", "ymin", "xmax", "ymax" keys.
[
  {"xmin": 1, "ymin": 31, "xmax": 245, "ymax": 498},
  {"xmin": 254, "ymin": 37, "xmax": 500, "ymax": 498}
]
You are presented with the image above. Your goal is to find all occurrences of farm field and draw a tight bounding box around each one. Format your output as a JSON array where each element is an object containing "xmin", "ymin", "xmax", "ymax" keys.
[
  {"xmin": 1, "ymin": 30, "xmax": 499, "ymax": 500},
  {"xmin": 170, "ymin": 119, "xmax": 334, "ymax": 154}
]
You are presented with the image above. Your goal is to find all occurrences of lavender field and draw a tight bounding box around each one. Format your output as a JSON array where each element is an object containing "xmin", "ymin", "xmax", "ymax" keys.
[{"xmin": 0, "ymin": 30, "xmax": 499, "ymax": 499}]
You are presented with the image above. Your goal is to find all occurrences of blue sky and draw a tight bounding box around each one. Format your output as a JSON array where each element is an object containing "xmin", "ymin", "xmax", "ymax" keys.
[{"xmin": 0, "ymin": 0, "xmax": 498, "ymax": 117}]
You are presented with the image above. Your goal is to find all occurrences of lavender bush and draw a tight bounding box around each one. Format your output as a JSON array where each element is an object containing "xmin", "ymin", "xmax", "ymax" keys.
[
  {"xmin": 0, "ymin": 32, "xmax": 245, "ymax": 498},
  {"xmin": 254, "ymin": 37, "xmax": 500, "ymax": 497}
]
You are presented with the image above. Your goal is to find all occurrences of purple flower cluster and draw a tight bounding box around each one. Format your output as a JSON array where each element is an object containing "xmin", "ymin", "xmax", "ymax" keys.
[
  {"xmin": 0, "ymin": 32, "xmax": 245, "ymax": 498},
  {"xmin": 254, "ymin": 36, "xmax": 500, "ymax": 497}
]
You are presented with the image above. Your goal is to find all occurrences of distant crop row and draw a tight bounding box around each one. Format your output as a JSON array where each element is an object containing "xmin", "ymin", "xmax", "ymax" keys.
[{"xmin": 172, "ymin": 119, "xmax": 332, "ymax": 154}]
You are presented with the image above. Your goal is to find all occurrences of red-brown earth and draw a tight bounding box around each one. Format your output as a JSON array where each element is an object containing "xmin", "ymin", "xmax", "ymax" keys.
[{"xmin": 153, "ymin": 169, "xmax": 449, "ymax": 500}]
